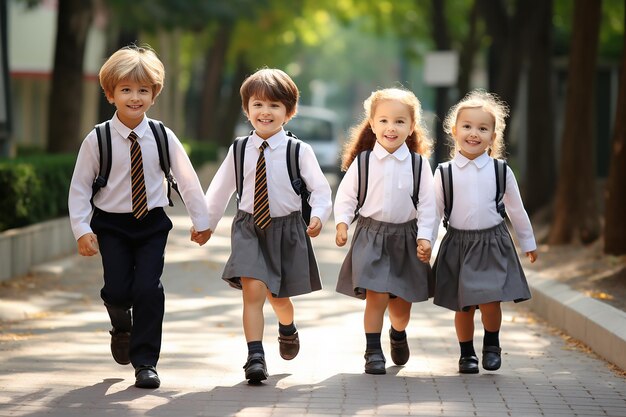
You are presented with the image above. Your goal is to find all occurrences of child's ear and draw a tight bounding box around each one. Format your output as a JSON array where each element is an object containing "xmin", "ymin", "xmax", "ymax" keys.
[
  {"xmin": 105, "ymin": 91, "xmax": 114, "ymax": 104},
  {"xmin": 451, "ymin": 125, "xmax": 457, "ymax": 136}
]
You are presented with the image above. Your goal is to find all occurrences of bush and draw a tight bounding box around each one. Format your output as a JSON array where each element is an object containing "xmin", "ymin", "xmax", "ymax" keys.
[{"xmin": 0, "ymin": 154, "xmax": 76, "ymax": 231}]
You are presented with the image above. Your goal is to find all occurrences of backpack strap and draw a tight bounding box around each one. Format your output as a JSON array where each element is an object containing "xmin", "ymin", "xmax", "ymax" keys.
[
  {"xmin": 232, "ymin": 135, "xmax": 249, "ymax": 207},
  {"xmin": 285, "ymin": 131, "xmax": 311, "ymax": 223},
  {"xmin": 411, "ymin": 152, "xmax": 423, "ymax": 208},
  {"xmin": 91, "ymin": 122, "xmax": 112, "ymax": 206},
  {"xmin": 353, "ymin": 149, "xmax": 372, "ymax": 221},
  {"xmin": 285, "ymin": 131, "xmax": 305, "ymax": 196},
  {"xmin": 494, "ymin": 158, "xmax": 507, "ymax": 218},
  {"xmin": 149, "ymin": 120, "xmax": 184, "ymax": 207},
  {"xmin": 438, "ymin": 162, "xmax": 453, "ymax": 229}
]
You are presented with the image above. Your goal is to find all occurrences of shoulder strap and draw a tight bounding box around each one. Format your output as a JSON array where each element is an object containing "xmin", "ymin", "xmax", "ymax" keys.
[
  {"xmin": 149, "ymin": 120, "xmax": 184, "ymax": 207},
  {"xmin": 232, "ymin": 135, "xmax": 249, "ymax": 206},
  {"xmin": 353, "ymin": 149, "xmax": 372, "ymax": 221},
  {"xmin": 91, "ymin": 122, "xmax": 112, "ymax": 206},
  {"xmin": 439, "ymin": 162, "xmax": 453, "ymax": 229},
  {"xmin": 494, "ymin": 159, "xmax": 507, "ymax": 218},
  {"xmin": 411, "ymin": 152, "xmax": 423, "ymax": 209},
  {"xmin": 285, "ymin": 131, "xmax": 304, "ymax": 196}
]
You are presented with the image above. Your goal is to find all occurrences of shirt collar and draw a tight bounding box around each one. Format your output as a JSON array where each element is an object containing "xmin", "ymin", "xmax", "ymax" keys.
[
  {"xmin": 453, "ymin": 151, "xmax": 491, "ymax": 168},
  {"xmin": 110, "ymin": 113, "xmax": 149, "ymax": 139},
  {"xmin": 373, "ymin": 141, "xmax": 410, "ymax": 161},
  {"xmin": 251, "ymin": 128, "xmax": 287, "ymax": 150}
]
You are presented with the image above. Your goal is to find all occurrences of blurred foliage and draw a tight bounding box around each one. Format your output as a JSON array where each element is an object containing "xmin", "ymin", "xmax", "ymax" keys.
[{"xmin": 0, "ymin": 154, "xmax": 76, "ymax": 231}]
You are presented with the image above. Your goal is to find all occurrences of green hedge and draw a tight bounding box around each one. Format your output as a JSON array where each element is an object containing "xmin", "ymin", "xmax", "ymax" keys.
[
  {"xmin": 0, "ymin": 154, "xmax": 76, "ymax": 231},
  {"xmin": 0, "ymin": 141, "xmax": 218, "ymax": 232}
]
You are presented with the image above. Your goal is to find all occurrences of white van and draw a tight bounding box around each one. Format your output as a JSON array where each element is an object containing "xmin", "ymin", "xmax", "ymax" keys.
[{"xmin": 286, "ymin": 106, "xmax": 343, "ymax": 173}]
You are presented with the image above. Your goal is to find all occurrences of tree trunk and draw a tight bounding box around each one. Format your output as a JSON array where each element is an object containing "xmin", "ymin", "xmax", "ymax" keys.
[
  {"xmin": 547, "ymin": 0, "xmax": 602, "ymax": 245},
  {"xmin": 477, "ymin": 0, "xmax": 531, "ymax": 142},
  {"xmin": 429, "ymin": 0, "xmax": 451, "ymax": 164},
  {"xmin": 47, "ymin": 0, "xmax": 93, "ymax": 153},
  {"xmin": 196, "ymin": 22, "xmax": 233, "ymax": 142},
  {"xmin": 457, "ymin": 1, "xmax": 479, "ymax": 99},
  {"xmin": 216, "ymin": 55, "xmax": 250, "ymax": 145},
  {"xmin": 604, "ymin": 4, "xmax": 626, "ymax": 255},
  {"xmin": 525, "ymin": 0, "xmax": 555, "ymax": 214}
]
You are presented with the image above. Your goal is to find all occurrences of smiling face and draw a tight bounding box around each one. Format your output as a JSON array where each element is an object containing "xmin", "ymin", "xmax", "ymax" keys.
[
  {"xmin": 452, "ymin": 107, "xmax": 496, "ymax": 159},
  {"xmin": 369, "ymin": 99, "xmax": 414, "ymax": 153},
  {"xmin": 106, "ymin": 79, "xmax": 154, "ymax": 129},
  {"xmin": 245, "ymin": 95, "xmax": 292, "ymax": 139}
]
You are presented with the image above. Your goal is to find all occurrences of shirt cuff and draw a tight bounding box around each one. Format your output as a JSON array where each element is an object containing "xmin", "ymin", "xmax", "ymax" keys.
[
  {"xmin": 518, "ymin": 238, "xmax": 537, "ymax": 253},
  {"xmin": 417, "ymin": 227, "xmax": 433, "ymax": 242}
]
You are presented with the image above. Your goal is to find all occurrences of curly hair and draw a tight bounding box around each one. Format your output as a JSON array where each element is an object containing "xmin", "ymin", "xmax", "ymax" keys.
[
  {"xmin": 341, "ymin": 88, "xmax": 433, "ymax": 171},
  {"xmin": 442, "ymin": 89, "xmax": 509, "ymax": 159}
]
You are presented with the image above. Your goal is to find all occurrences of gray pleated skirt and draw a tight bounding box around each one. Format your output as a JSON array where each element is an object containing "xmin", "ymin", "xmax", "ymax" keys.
[
  {"xmin": 222, "ymin": 210, "xmax": 322, "ymax": 298},
  {"xmin": 336, "ymin": 216, "xmax": 434, "ymax": 302},
  {"xmin": 432, "ymin": 221, "xmax": 531, "ymax": 311}
]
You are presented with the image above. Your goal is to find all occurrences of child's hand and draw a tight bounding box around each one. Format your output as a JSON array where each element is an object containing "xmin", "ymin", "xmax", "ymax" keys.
[
  {"xmin": 77, "ymin": 233, "xmax": 98, "ymax": 256},
  {"xmin": 416, "ymin": 239, "xmax": 432, "ymax": 263},
  {"xmin": 190, "ymin": 226, "xmax": 212, "ymax": 246},
  {"xmin": 336, "ymin": 223, "xmax": 348, "ymax": 247},
  {"xmin": 306, "ymin": 216, "xmax": 322, "ymax": 237},
  {"xmin": 526, "ymin": 250, "xmax": 538, "ymax": 263}
]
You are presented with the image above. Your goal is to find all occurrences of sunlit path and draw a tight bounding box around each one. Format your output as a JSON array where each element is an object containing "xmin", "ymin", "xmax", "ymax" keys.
[{"xmin": 1, "ymin": 193, "xmax": 625, "ymax": 417}]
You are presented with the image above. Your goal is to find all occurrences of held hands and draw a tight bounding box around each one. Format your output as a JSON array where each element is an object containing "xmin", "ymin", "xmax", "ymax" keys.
[
  {"xmin": 336, "ymin": 223, "xmax": 348, "ymax": 247},
  {"xmin": 416, "ymin": 239, "xmax": 432, "ymax": 263},
  {"xmin": 307, "ymin": 216, "xmax": 322, "ymax": 237},
  {"xmin": 190, "ymin": 226, "xmax": 212, "ymax": 246},
  {"xmin": 526, "ymin": 250, "xmax": 538, "ymax": 263},
  {"xmin": 77, "ymin": 233, "xmax": 99, "ymax": 257}
]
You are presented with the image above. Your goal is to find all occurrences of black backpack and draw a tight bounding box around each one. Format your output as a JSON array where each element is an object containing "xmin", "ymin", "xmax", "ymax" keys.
[
  {"xmin": 352, "ymin": 149, "xmax": 423, "ymax": 221},
  {"xmin": 90, "ymin": 120, "xmax": 182, "ymax": 207},
  {"xmin": 233, "ymin": 131, "xmax": 311, "ymax": 223},
  {"xmin": 438, "ymin": 158, "xmax": 507, "ymax": 229}
]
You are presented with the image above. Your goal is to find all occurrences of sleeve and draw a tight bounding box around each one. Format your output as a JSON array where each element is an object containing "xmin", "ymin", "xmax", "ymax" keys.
[
  {"xmin": 204, "ymin": 144, "xmax": 237, "ymax": 231},
  {"xmin": 415, "ymin": 157, "xmax": 436, "ymax": 242},
  {"xmin": 68, "ymin": 131, "xmax": 99, "ymax": 240},
  {"xmin": 166, "ymin": 128, "xmax": 211, "ymax": 232},
  {"xmin": 333, "ymin": 160, "xmax": 359, "ymax": 227},
  {"xmin": 503, "ymin": 166, "xmax": 537, "ymax": 252},
  {"xmin": 432, "ymin": 166, "xmax": 445, "ymax": 245},
  {"xmin": 299, "ymin": 143, "xmax": 332, "ymax": 224}
]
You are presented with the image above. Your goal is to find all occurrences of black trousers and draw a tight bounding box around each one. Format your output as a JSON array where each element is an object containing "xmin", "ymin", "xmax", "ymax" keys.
[{"xmin": 91, "ymin": 207, "xmax": 172, "ymax": 368}]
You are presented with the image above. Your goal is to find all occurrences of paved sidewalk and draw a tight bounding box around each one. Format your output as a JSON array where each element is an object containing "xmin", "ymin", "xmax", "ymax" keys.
[{"xmin": 1, "ymin": 202, "xmax": 626, "ymax": 417}]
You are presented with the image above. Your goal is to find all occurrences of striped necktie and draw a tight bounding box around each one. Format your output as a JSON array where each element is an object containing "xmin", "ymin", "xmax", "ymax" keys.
[
  {"xmin": 253, "ymin": 141, "xmax": 271, "ymax": 229},
  {"xmin": 129, "ymin": 131, "xmax": 148, "ymax": 220}
]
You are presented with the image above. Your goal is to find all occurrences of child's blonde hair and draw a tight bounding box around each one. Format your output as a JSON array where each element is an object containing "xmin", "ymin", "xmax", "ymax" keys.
[
  {"xmin": 99, "ymin": 44, "xmax": 165, "ymax": 99},
  {"xmin": 443, "ymin": 89, "xmax": 509, "ymax": 159},
  {"xmin": 240, "ymin": 68, "xmax": 299, "ymax": 119},
  {"xmin": 341, "ymin": 88, "xmax": 432, "ymax": 171}
]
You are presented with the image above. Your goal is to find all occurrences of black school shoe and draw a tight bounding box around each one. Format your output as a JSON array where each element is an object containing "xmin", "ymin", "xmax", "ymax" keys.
[
  {"xmin": 364, "ymin": 349, "xmax": 386, "ymax": 375},
  {"xmin": 389, "ymin": 329, "xmax": 410, "ymax": 366},
  {"xmin": 109, "ymin": 329, "xmax": 131, "ymax": 365},
  {"xmin": 482, "ymin": 346, "xmax": 502, "ymax": 371},
  {"xmin": 243, "ymin": 352, "xmax": 268, "ymax": 384},
  {"xmin": 135, "ymin": 365, "xmax": 160, "ymax": 388},
  {"xmin": 458, "ymin": 355, "xmax": 479, "ymax": 374}
]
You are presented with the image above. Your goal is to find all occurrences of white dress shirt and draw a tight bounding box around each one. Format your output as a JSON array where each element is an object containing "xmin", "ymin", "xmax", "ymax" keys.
[
  {"xmin": 69, "ymin": 113, "xmax": 210, "ymax": 240},
  {"xmin": 433, "ymin": 151, "xmax": 537, "ymax": 252},
  {"xmin": 334, "ymin": 142, "xmax": 436, "ymax": 242},
  {"xmin": 204, "ymin": 128, "xmax": 332, "ymax": 231}
]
